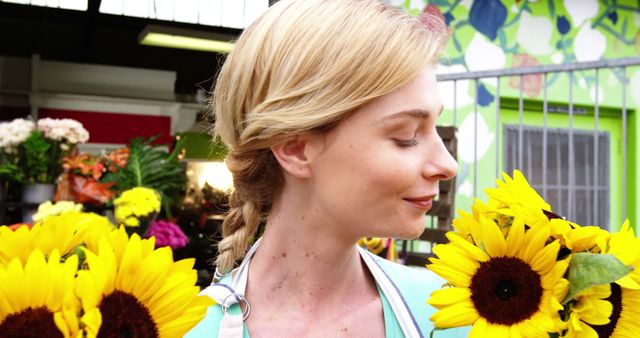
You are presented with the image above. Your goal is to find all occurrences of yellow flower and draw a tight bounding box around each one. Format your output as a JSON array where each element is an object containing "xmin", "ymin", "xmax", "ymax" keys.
[
  {"xmin": 114, "ymin": 187, "xmax": 161, "ymax": 228},
  {"xmin": 484, "ymin": 170, "xmax": 552, "ymax": 228},
  {"xmin": 563, "ymin": 284, "xmax": 613, "ymax": 338},
  {"xmin": 565, "ymin": 284, "xmax": 640, "ymax": 338},
  {"xmin": 75, "ymin": 227, "xmax": 213, "ymax": 337},
  {"xmin": 551, "ymin": 220, "xmax": 610, "ymax": 254},
  {"xmin": 0, "ymin": 249, "xmax": 85, "ymax": 337},
  {"xmin": 32, "ymin": 201, "xmax": 83, "ymax": 223},
  {"xmin": 0, "ymin": 211, "xmax": 114, "ymax": 266},
  {"xmin": 428, "ymin": 215, "xmax": 569, "ymax": 338},
  {"xmin": 357, "ymin": 237, "xmax": 387, "ymax": 255},
  {"xmin": 607, "ymin": 220, "xmax": 640, "ymax": 290}
]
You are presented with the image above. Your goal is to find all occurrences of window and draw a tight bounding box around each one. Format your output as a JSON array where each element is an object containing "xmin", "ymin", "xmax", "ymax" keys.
[{"xmin": 504, "ymin": 125, "xmax": 610, "ymax": 228}]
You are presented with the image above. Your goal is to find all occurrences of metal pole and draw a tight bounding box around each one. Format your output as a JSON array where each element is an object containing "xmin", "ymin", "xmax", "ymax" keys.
[
  {"xmin": 568, "ymin": 71, "xmax": 575, "ymax": 221},
  {"xmin": 453, "ymin": 80, "xmax": 457, "ymax": 127},
  {"xmin": 594, "ymin": 68, "xmax": 600, "ymax": 225},
  {"xmin": 622, "ymin": 67, "xmax": 627, "ymax": 221},
  {"xmin": 474, "ymin": 79, "xmax": 478, "ymax": 199},
  {"xmin": 518, "ymin": 75, "xmax": 524, "ymax": 171},
  {"xmin": 496, "ymin": 77, "xmax": 501, "ymax": 179},
  {"xmin": 543, "ymin": 73, "xmax": 548, "ymax": 200}
]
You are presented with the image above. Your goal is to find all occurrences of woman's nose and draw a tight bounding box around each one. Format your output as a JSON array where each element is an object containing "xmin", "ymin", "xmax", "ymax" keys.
[{"xmin": 425, "ymin": 136, "xmax": 458, "ymax": 181}]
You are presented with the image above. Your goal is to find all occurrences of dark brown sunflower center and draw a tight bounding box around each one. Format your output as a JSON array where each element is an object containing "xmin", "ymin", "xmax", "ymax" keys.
[
  {"xmin": 0, "ymin": 306, "xmax": 64, "ymax": 338},
  {"xmin": 591, "ymin": 283, "xmax": 622, "ymax": 338},
  {"xmin": 97, "ymin": 290, "xmax": 159, "ymax": 338},
  {"xmin": 469, "ymin": 256, "xmax": 543, "ymax": 325}
]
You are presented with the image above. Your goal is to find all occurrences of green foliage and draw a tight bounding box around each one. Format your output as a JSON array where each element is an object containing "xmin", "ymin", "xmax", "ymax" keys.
[
  {"xmin": 103, "ymin": 137, "xmax": 187, "ymax": 216},
  {"xmin": 22, "ymin": 131, "xmax": 51, "ymax": 183},
  {"xmin": 0, "ymin": 163, "xmax": 23, "ymax": 183},
  {"xmin": 563, "ymin": 252, "xmax": 633, "ymax": 304}
]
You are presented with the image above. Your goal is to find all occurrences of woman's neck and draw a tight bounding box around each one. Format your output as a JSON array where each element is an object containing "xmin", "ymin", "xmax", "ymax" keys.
[{"xmin": 244, "ymin": 198, "xmax": 374, "ymax": 310}]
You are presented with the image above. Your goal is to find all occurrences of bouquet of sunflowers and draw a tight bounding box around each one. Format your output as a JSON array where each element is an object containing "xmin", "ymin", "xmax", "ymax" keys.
[
  {"xmin": 0, "ymin": 206, "xmax": 213, "ymax": 337},
  {"xmin": 427, "ymin": 170, "xmax": 639, "ymax": 338}
]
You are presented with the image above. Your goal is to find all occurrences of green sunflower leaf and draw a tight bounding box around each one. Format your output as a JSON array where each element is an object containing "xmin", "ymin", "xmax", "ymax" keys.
[{"xmin": 563, "ymin": 252, "xmax": 633, "ymax": 304}]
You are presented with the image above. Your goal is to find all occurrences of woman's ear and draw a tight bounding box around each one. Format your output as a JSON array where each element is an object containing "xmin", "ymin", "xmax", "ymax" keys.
[{"xmin": 271, "ymin": 135, "xmax": 319, "ymax": 178}]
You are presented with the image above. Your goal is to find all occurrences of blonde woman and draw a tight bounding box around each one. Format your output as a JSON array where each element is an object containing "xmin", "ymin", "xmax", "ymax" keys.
[{"xmin": 188, "ymin": 0, "xmax": 467, "ymax": 337}]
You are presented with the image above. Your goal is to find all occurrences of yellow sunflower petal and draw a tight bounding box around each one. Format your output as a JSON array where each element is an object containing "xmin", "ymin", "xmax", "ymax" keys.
[
  {"xmin": 478, "ymin": 215, "xmax": 506, "ymax": 257},
  {"xmin": 530, "ymin": 240, "xmax": 560, "ymax": 275},
  {"xmin": 430, "ymin": 301, "xmax": 479, "ymax": 328},
  {"xmin": 446, "ymin": 232, "xmax": 490, "ymax": 262},
  {"xmin": 428, "ymin": 287, "xmax": 472, "ymax": 309},
  {"xmin": 505, "ymin": 217, "xmax": 526, "ymax": 257}
]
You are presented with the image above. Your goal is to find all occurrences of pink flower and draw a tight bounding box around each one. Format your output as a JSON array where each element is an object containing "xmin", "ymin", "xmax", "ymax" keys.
[
  {"xmin": 509, "ymin": 53, "xmax": 543, "ymax": 98},
  {"xmin": 145, "ymin": 220, "xmax": 189, "ymax": 250}
]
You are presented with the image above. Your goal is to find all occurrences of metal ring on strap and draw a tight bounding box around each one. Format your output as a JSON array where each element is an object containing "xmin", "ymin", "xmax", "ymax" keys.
[{"xmin": 221, "ymin": 293, "xmax": 252, "ymax": 321}]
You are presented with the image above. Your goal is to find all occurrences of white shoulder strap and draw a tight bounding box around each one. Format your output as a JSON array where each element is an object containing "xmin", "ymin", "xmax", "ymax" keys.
[{"xmin": 200, "ymin": 240, "xmax": 262, "ymax": 338}]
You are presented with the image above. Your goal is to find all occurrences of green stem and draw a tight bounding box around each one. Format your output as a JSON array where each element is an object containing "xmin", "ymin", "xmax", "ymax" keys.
[
  {"xmin": 617, "ymin": 4, "xmax": 640, "ymax": 12},
  {"xmin": 445, "ymin": 0, "xmax": 462, "ymax": 14},
  {"xmin": 594, "ymin": 21, "xmax": 635, "ymax": 44},
  {"xmin": 503, "ymin": 0, "xmax": 528, "ymax": 29}
]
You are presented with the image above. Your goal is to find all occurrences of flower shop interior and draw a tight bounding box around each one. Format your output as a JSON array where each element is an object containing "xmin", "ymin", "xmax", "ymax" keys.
[
  {"xmin": 1, "ymin": 0, "xmax": 640, "ymax": 310},
  {"xmin": 1, "ymin": 0, "xmax": 640, "ymax": 337},
  {"xmin": 2, "ymin": 0, "xmax": 640, "ymax": 275}
]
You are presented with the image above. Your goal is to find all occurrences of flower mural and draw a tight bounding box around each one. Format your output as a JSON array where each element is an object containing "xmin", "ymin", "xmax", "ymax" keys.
[
  {"xmin": 396, "ymin": 0, "xmax": 640, "ymax": 217},
  {"xmin": 516, "ymin": 12, "xmax": 553, "ymax": 56},
  {"xmin": 564, "ymin": 0, "xmax": 599, "ymax": 27},
  {"xmin": 508, "ymin": 53, "xmax": 543, "ymax": 98},
  {"xmin": 574, "ymin": 24, "xmax": 607, "ymax": 62},
  {"xmin": 469, "ymin": 0, "xmax": 507, "ymax": 41},
  {"xmin": 465, "ymin": 33, "xmax": 506, "ymax": 71}
]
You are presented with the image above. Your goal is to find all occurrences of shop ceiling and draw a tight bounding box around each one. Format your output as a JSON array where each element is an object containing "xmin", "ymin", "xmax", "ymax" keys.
[{"xmin": 0, "ymin": 1, "xmax": 244, "ymax": 95}]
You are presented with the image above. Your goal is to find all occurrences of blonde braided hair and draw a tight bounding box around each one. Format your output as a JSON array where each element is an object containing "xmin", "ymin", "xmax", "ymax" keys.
[{"xmin": 211, "ymin": 0, "xmax": 449, "ymax": 275}]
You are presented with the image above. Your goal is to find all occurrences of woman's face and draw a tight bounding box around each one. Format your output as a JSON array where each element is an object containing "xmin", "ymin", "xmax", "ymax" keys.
[{"xmin": 308, "ymin": 68, "xmax": 458, "ymax": 240}]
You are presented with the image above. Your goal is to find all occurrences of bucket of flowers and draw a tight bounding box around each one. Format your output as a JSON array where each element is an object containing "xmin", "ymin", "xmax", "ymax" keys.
[
  {"xmin": 0, "ymin": 117, "xmax": 89, "ymax": 208},
  {"xmin": 427, "ymin": 170, "xmax": 639, "ymax": 338},
  {"xmin": 0, "ymin": 197, "xmax": 212, "ymax": 337}
]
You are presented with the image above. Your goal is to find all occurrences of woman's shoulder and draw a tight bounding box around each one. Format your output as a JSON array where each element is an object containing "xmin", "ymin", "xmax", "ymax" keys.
[
  {"xmin": 370, "ymin": 254, "xmax": 446, "ymax": 291},
  {"xmin": 185, "ymin": 273, "xmax": 243, "ymax": 338},
  {"xmin": 371, "ymin": 255, "xmax": 470, "ymax": 338}
]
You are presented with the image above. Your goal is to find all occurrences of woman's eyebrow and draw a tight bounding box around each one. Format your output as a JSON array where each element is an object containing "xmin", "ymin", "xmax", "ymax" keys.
[{"xmin": 383, "ymin": 105, "xmax": 444, "ymax": 121}]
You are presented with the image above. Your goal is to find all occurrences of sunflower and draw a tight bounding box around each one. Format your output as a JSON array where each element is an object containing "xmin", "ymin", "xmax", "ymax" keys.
[
  {"xmin": 428, "ymin": 215, "xmax": 569, "ymax": 338},
  {"xmin": 0, "ymin": 249, "xmax": 98, "ymax": 337},
  {"xmin": 75, "ymin": 227, "xmax": 213, "ymax": 337},
  {"xmin": 0, "ymin": 211, "xmax": 114, "ymax": 266},
  {"xmin": 607, "ymin": 220, "xmax": 640, "ymax": 289},
  {"xmin": 563, "ymin": 284, "xmax": 613, "ymax": 338},
  {"xmin": 483, "ymin": 170, "xmax": 552, "ymax": 229},
  {"xmin": 580, "ymin": 220, "xmax": 640, "ymax": 338},
  {"xmin": 565, "ymin": 284, "xmax": 640, "ymax": 338}
]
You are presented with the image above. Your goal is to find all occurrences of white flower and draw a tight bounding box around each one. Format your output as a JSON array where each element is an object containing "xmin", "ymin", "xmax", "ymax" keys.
[
  {"xmin": 32, "ymin": 200, "xmax": 83, "ymax": 222},
  {"xmin": 574, "ymin": 24, "xmax": 606, "ymax": 62},
  {"xmin": 564, "ymin": 0, "xmax": 599, "ymax": 27},
  {"xmin": 516, "ymin": 12, "xmax": 553, "ymax": 56},
  {"xmin": 0, "ymin": 118, "xmax": 35, "ymax": 154},
  {"xmin": 465, "ymin": 33, "xmax": 506, "ymax": 71},
  {"xmin": 458, "ymin": 112, "xmax": 494, "ymax": 164},
  {"xmin": 37, "ymin": 118, "xmax": 89, "ymax": 144}
]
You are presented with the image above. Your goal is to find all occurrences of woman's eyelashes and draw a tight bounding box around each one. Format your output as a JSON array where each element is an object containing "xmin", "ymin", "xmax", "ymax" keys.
[{"xmin": 393, "ymin": 136, "xmax": 419, "ymax": 148}]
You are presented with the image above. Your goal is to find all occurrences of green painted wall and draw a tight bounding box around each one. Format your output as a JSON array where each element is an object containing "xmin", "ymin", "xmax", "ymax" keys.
[{"xmin": 396, "ymin": 0, "xmax": 640, "ymax": 230}]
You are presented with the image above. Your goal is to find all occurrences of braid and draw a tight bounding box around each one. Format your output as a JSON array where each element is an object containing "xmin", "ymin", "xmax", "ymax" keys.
[{"xmin": 214, "ymin": 149, "xmax": 283, "ymax": 275}]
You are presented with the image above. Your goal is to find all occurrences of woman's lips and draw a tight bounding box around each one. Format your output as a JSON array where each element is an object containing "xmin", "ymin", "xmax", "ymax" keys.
[{"xmin": 404, "ymin": 197, "xmax": 434, "ymax": 211}]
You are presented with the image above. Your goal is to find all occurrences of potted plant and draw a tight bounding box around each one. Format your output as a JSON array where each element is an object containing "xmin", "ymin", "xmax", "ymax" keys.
[{"xmin": 0, "ymin": 117, "xmax": 89, "ymax": 221}]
